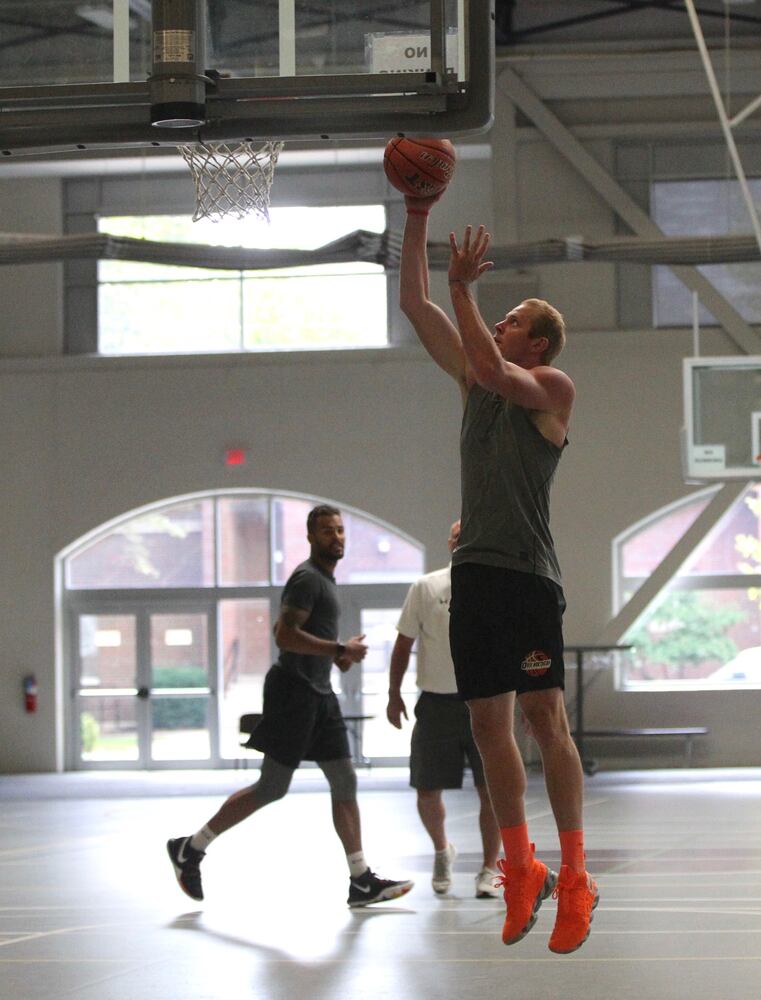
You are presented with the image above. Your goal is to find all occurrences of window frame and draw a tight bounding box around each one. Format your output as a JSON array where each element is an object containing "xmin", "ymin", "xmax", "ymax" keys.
[
  {"xmin": 612, "ymin": 485, "xmax": 761, "ymax": 691},
  {"xmin": 59, "ymin": 488, "xmax": 425, "ymax": 769},
  {"xmin": 64, "ymin": 164, "xmax": 409, "ymax": 355}
]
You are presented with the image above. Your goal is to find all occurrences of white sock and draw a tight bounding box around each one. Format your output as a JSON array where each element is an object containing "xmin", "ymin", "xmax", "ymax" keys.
[
  {"xmin": 347, "ymin": 851, "xmax": 368, "ymax": 878},
  {"xmin": 435, "ymin": 845, "xmax": 450, "ymax": 859},
  {"xmin": 189, "ymin": 825, "xmax": 216, "ymax": 852}
]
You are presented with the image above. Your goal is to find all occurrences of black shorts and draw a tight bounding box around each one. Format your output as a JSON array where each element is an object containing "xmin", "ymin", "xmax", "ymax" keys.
[
  {"xmin": 449, "ymin": 563, "xmax": 566, "ymax": 701},
  {"xmin": 245, "ymin": 665, "xmax": 350, "ymax": 768},
  {"xmin": 410, "ymin": 691, "xmax": 486, "ymax": 790}
]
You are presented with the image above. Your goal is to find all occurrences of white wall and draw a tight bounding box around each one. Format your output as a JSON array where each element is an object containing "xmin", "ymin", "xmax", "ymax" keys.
[
  {"xmin": 0, "ymin": 180, "xmax": 63, "ymax": 356},
  {"xmin": 2, "ymin": 45, "xmax": 761, "ymax": 772}
]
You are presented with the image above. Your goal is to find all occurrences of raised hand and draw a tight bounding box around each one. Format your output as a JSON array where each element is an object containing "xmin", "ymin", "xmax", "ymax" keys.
[{"xmin": 448, "ymin": 224, "xmax": 494, "ymax": 286}]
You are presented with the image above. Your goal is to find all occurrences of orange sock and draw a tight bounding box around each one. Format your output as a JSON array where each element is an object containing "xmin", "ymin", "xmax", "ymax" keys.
[
  {"xmin": 559, "ymin": 829, "xmax": 585, "ymax": 873},
  {"xmin": 500, "ymin": 822, "xmax": 532, "ymax": 869}
]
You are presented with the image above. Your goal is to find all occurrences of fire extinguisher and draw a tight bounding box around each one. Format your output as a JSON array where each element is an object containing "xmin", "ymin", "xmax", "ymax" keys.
[{"xmin": 23, "ymin": 673, "xmax": 38, "ymax": 713}]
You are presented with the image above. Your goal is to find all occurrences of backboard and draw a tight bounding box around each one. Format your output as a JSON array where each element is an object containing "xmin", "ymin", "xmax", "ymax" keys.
[
  {"xmin": 0, "ymin": 0, "xmax": 493, "ymax": 158},
  {"xmin": 683, "ymin": 356, "xmax": 761, "ymax": 480}
]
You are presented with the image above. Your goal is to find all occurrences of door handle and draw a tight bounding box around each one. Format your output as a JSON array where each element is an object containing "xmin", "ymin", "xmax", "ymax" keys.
[{"xmin": 136, "ymin": 687, "xmax": 150, "ymax": 700}]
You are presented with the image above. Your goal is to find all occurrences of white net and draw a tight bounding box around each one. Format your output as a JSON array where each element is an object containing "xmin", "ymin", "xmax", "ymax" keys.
[{"xmin": 177, "ymin": 139, "xmax": 284, "ymax": 223}]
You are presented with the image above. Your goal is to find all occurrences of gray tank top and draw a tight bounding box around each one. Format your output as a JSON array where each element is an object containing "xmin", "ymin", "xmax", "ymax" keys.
[{"xmin": 452, "ymin": 383, "xmax": 564, "ymax": 587}]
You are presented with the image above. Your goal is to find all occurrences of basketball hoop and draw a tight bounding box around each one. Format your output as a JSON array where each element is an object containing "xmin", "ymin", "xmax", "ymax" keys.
[{"xmin": 177, "ymin": 139, "xmax": 284, "ymax": 223}]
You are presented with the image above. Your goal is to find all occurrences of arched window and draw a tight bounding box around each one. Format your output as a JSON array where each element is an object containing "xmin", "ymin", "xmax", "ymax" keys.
[
  {"xmin": 66, "ymin": 492, "xmax": 423, "ymax": 589},
  {"xmin": 61, "ymin": 491, "xmax": 424, "ymax": 769},
  {"xmin": 613, "ymin": 484, "xmax": 761, "ymax": 688}
]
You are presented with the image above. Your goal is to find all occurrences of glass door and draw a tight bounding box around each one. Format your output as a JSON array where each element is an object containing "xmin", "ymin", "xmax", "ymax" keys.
[
  {"xmin": 149, "ymin": 611, "xmax": 213, "ymax": 763},
  {"xmin": 338, "ymin": 585, "xmax": 412, "ymax": 764},
  {"xmin": 73, "ymin": 606, "xmax": 215, "ymax": 767},
  {"xmin": 76, "ymin": 612, "xmax": 140, "ymax": 764}
]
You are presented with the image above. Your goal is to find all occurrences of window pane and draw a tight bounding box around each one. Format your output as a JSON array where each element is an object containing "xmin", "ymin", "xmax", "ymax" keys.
[
  {"xmin": 98, "ymin": 215, "xmax": 241, "ymax": 282},
  {"xmin": 359, "ymin": 608, "xmax": 417, "ymax": 758},
  {"xmin": 271, "ymin": 497, "xmax": 313, "ymax": 585},
  {"xmin": 208, "ymin": 1, "xmax": 443, "ymax": 78},
  {"xmin": 97, "ymin": 205, "xmax": 388, "ymax": 354},
  {"xmin": 242, "ymin": 271, "xmax": 386, "ymax": 349},
  {"xmin": 99, "ymin": 279, "xmax": 243, "ymax": 354},
  {"xmin": 101, "ymin": 206, "xmax": 385, "ymax": 252},
  {"xmin": 622, "ymin": 588, "xmax": 759, "ymax": 685},
  {"xmin": 621, "ymin": 494, "xmax": 712, "ymax": 580},
  {"xmin": 219, "ymin": 598, "xmax": 272, "ymax": 760},
  {"xmin": 218, "ymin": 497, "xmax": 271, "ymax": 585},
  {"xmin": 78, "ymin": 614, "xmax": 136, "ymax": 688},
  {"xmin": 337, "ymin": 512, "xmax": 423, "ymax": 583},
  {"xmin": 79, "ymin": 695, "xmax": 138, "ymax": 762},
  {"xmin": 681, "ymin": 484, "xmax": 761, "ymax": 576},
  {"xmin": 151, "ymin": 697, "xmax": 211, "ymax": 761},
  {"xmin": 150, "ymin": 613, "xmax": 209, "ymax": 688},
  {"xmin": 652, "ymin": 179, "xmax": 761, "ymax": 326},
  {"xmin": 67, "ymin": 500, "xmax": 216, "ymax": 589}
]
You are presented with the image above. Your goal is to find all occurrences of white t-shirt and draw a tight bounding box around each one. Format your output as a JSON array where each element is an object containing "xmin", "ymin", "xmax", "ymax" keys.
[{"xmin": 396, "ymin": 565, "xmax": 457, "ymax": 694}]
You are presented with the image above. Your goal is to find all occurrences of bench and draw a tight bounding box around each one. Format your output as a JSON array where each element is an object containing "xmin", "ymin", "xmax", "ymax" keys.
[{"xmin": 572, "ymin": 727, "xmax": 709, "ymax": 767}]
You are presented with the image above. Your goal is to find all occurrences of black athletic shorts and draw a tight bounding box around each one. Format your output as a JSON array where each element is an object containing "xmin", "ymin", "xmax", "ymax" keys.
[
  {"xmin": 449, "ymin": 562, "xmax": 566, "ymax": 701},
  {"xmin": 410, "ymin": 691, "xmax": 486, "ymax": 790},
  {"xmin": 245, "ymin": 665, "xmax": 350, "ymax": 768}
]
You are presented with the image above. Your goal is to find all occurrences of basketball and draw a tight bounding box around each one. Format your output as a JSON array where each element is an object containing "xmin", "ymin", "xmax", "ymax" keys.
[{"xmin": 383, "ymin": 136, "xmax": 456, "ymax": 199}]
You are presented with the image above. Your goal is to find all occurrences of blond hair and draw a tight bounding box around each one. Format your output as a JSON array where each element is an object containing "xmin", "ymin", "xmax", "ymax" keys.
[{"xmin": 523, "ymin": 298, "xmax": 566, "ymax": 364}]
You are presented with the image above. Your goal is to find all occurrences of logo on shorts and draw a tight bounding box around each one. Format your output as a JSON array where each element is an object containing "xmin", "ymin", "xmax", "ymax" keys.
[{"xmin": 521, "ymin": 650, "xmax": 552, "ymax": 677}]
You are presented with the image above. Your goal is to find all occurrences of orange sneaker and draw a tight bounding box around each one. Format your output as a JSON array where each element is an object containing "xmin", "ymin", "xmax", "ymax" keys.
[
  {"xmin": 496, "ymin": 844, "xmax": 558, "ymax": 946},
  {"xmin": 548, "ymin": 864, "xmax": 599, "ymax": 954}
]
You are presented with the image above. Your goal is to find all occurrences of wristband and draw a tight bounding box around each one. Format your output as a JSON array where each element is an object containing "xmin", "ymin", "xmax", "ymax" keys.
[
  {"xmin": 336, "ymin": 642, "xmax": 346, "ymax": 657},
  {"xmin": 406, "ymin": 208, "xmax": 429, "ymax": 217}
]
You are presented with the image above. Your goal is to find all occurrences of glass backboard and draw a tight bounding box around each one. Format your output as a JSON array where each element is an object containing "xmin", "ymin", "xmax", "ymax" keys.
[
  {"xmin": 0, "ymin": 0, "xmax": 493, "ymax": 157},
  {"xmin": 683, "ymin": 356, "xmax": 761, "ymax": 480}
]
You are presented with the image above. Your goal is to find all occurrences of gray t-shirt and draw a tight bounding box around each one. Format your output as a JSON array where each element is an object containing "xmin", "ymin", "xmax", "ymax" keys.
[
  {"xmin": 452, "ymin": 384, "xmax": 564, "ymax": 587},
  {"xmin": 276, "ymin": 558, "xmax": 340, "ymax": 694}
]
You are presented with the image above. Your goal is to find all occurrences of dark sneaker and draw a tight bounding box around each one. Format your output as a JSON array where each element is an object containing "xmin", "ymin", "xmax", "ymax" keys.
[
  {"xmin": 347, "ymin": 868, "xmax": 414, "ymax": 908},
  {"xmin": 167, "ymin": 836, "xmax": 205, "ymax": 901}
]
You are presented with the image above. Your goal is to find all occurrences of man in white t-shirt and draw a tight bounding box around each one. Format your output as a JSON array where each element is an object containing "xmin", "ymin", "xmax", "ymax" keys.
[{"xmin": 387, "ymin": 520, "xmax": 501, "ymax": 897}]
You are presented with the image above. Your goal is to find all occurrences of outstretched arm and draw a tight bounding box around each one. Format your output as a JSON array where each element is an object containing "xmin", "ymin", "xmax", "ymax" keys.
[{"xmin": 399, "ymin": 195, "xmax": 469, "ymax": 401}]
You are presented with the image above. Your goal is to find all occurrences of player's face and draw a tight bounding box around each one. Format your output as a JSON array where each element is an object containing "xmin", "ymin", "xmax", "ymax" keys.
[
  {"xmin": 309, "ymin": 515, "xmax": 345, "ymax": 562},
  {"xmin": 493, "ymin": 302, "xmax": 542, "ymax": 363}
]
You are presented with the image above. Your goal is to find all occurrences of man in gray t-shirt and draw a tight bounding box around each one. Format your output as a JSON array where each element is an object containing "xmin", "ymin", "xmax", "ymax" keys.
[
  {"xmin": 167, "ymin": 505, "xmax": 414, "ymax": 910},
  {"xmin": 400, "ymin": 193, "xmax": 597, "ymax": 955},
  {"xmin": 276, "ymin": 557, "xmax": 341, "ymax": 693}
]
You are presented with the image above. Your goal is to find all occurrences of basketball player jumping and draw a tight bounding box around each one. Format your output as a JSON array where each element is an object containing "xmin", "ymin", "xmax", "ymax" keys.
[{"xmin": 399, "ymin": 194, "xmax": 598, "ymax": 954}]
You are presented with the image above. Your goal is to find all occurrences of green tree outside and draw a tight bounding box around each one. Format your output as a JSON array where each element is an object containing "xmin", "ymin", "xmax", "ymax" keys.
[{"xmin": 628, "ymin": 591, "xmax": 746, "ymax": 680}]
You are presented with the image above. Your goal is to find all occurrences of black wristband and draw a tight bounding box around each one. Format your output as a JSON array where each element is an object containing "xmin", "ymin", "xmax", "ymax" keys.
[{"xmin": 336, "ymin": 643, "xmax": 346, "ymax": 657}]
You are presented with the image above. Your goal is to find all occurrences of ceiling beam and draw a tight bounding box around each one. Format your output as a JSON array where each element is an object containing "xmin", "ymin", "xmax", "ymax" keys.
[{"xmin": 499, "ymin": 65, "xmax": 761, "ymax": 355}]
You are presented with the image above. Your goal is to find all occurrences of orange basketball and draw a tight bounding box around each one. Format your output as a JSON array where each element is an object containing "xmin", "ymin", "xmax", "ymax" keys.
[{"xmin": 383, "ymin": 136, "xmax": 456, "ymax": 199}]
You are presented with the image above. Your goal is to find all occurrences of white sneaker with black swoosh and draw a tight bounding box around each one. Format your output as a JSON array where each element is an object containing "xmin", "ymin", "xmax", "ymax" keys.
[
  {"xmin": 347, "ymin": 869, "xmax": 414, "ymax": 907},
  {"xmin": 167, "ymin": 836, "xmax": 205, "ymax": 901}
]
